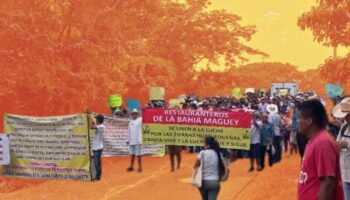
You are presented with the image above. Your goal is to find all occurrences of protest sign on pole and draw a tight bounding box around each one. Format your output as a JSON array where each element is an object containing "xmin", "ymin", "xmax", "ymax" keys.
[
  {"xmin": 232, "ymin": 88, "xmax": 242, "ymax": 99},
  {"xmin": 0, "ymin": 134, "xmax": 10, "ymax": 165},
  {"xmin": 178, "ymin": 95, "xmax": 186, "ymax": 104},
  {"xmin": 126, "ymin": 99, "xmax": 141, "ymax": 112},
  {"xmin": 169, "ymin": 99, "xmax": 181, "ymax": 108},
  {"xmin": 150, "ymin": 87, "xmax": 165, "ymax": 100},
  {"xmin": 278, "ymin": 89, "xmax": 289, "ymax": 96},
  {"xmin": 108, "ymin": 94, "xmax": 122, "ymax": 108},
  {"xmin": 89, "ymin": 116, "xmax": 165, "ymax": 156},
  {"xmin": 326, "ymin": 83, "xmax": 343, "ymax": 99},
  {"xmin": 142, "ymin": 109, "xmax": 252, "ymax": 150},
  {"xmin": 3, "ymin": 114, "xmax": 91, "ymax": 181},
  {"xmin": 245, "ymin": 88, "xmax": 255, "ymax": 94}
]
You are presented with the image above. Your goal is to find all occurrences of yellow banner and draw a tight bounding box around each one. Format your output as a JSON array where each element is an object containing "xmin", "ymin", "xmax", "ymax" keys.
[
  {"xmin": 4, "ymin": 114, "xmax": 91, "ymax": 180},
  {"xmin": 143, "ymin": 124, "xmax": 250, "ymax": 150}
]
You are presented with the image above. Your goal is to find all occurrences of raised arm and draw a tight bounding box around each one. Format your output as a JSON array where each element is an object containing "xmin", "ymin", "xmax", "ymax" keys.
[{"xmin": 86, "ymin": 109, "xmax": 97, "ymax": 129}]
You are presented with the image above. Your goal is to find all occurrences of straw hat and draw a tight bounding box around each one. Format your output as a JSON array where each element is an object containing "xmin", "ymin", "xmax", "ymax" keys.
[
  {"xmin": 332, "ymin": 97, "xmax": 350, "ymax": 118},
  {"xmin": 267, "ymin": 104, "xmax": 279, "ymax": 114}
]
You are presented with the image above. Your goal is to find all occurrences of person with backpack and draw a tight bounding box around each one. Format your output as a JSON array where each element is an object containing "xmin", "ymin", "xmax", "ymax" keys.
[
  {"xmin": 193, "ymin": 136, "xmax": 228, "ymax": 200},
  {"xmin": 333, "ymin": 97, "xmax": 350, "ymax": 200}
]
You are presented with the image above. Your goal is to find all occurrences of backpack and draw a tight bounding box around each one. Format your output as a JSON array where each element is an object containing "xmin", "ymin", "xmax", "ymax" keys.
[{"xmin": 340, "ymin": 124, "xmax": 350, "ymax": 138}]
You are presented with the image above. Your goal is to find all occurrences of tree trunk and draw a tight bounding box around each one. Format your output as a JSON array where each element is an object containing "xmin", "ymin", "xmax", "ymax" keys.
[{"xmin": 333, "ymin": 45, "xmax": 338, "ymax": 58}]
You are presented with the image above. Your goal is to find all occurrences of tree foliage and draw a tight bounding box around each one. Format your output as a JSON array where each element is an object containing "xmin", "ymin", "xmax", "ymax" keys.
[
  {"xmin": 297, "ymin": 0, "xmax": 350, "ymax": 49},
  {"xmin": 0, "ymin": 0, "xmax": 332, "ymax": 131}
]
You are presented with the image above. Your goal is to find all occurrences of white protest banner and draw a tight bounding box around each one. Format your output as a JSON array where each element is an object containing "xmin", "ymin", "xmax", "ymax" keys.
[
  {"xmin": 4, "ymin": 114, "xmax": 91, "ymax": 181},
  {"xmin": 90, "ymin": 116, "xmax": 165, "ymax": 156},
  {"xmin": 0, "ymin": 134, "xmax": 10, "ymax": 165}
]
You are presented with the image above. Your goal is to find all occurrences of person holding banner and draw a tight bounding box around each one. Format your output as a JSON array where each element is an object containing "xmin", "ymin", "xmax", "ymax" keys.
[
  {"xmin": 127, "ymin": 109, "xmax": 143, "ymax": 173},
  {"xmin": 86, "ymin": 110, "xmax": 105, "ymax": 181}
]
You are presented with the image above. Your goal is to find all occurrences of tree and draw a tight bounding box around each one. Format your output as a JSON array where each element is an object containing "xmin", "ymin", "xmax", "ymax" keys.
[
  {"xmin": 298, "ymin": 0, "xmax": 350, "ymax": 57},
  {"xmin": 0, "ymin": 0, "xmax": 266, "ymax": 130},
  {"xmin": 319, "ymin": 53, "xmax": 350, "ymax": 94}
]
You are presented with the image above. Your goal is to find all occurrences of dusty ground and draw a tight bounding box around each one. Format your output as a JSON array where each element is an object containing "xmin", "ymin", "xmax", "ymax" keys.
[{"xmin": 0, "ymin": 152, "xmax": 300, "ymax": 200}]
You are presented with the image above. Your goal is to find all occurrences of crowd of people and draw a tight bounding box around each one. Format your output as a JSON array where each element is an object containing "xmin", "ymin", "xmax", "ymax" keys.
[{"xmin": 86, "ymin": 90, "xmax": 350, "ymax": 200}]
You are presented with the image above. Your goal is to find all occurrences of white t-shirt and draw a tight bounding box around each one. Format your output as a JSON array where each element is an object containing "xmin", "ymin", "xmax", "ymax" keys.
[
  {"xmin": 92, "ymin": 124, "xmax": 105, "ymax": 150},
  {"xmin": 128, "ymin": 117, "xmax": 142, "ymax": 145},
  {"xmin": 197, "ymin": 150, "xmax": 219, "ymax": 181},
  {"xmin": 251, "ymin": 121, "xmax": 262, "ymax": 144},
  {"xmin": 337, "ymin": 124, "xmax": 350, "ymax": 183}
]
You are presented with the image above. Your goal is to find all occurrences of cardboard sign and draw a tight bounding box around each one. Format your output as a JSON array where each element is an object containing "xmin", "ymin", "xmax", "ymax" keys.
[
  {"xmin": 326, "ymin": 83, "xmax": 343, "ymax": 99},
  {"xmin": 150, "ymin": 87, "xmax": 165, "ymax": 100},
  {"xmin": 108, "ymin": 94, "xmax": 122, "ymax": 107},
  {"xmin": 278, "ymin": 89, "xmax": 289, "ymax": 96},
  {"xmin": 245, "ymin": 88, "xmax": 255, "ymax": 94},
  {"xmin": 232, "ymin": 88, "xmax": 242, "ymax": 98},
  {"xmin": 169, "ymin": 99, "xmax": 181, "ymax": 108},
  {"xmin": 178, "ymin": 95, "xmax": 187, "ymax": 104},
  {"xmin": 126, "ymin": 98, "xmax": 141, "ymax": 112}
]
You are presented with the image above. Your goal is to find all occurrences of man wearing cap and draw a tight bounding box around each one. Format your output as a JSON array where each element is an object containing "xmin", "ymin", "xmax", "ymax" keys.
[
  {"xmin": 86, "ymin": 109, "xmax": 105, "ymax": 181},
  {"xmin": 127, "ymin": 108, "xmax": 143, "ymax": 173},
  {"xmin": 334, "ymin": 97, "xmax": 350, "ymax": 200}
]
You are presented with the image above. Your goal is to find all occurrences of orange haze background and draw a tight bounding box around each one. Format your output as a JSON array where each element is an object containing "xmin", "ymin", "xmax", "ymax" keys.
[{"xmin": 0, "ymin": 0, "xmax": 349, "ymax": 132}]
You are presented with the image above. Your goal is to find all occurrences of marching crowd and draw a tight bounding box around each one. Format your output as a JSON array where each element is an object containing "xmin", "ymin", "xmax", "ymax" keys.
[{"xmin": 86, "ymin": 90, "xmax": 350, "ymax": 200}]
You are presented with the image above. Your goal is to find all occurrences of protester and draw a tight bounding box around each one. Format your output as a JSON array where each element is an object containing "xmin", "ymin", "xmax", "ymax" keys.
[
  {"xmin": 168, "ymin": 145, "xmax": 182, "ymax": 172},
  {"xmin": 86, "ymin": 110, "xmax": 105, "ymax": 181},
  {"xmin": 267, "ymin": 104, "xmax": 283, "ymax": 163},
  {"xmin": 297, "ymin": 100, "xmax": 344, "ymax": 200},
  {"xmin": 194, "ymin": 136, "xmax": 225, "ymax": 200},
  {"xmin": 249, "ymin": 112, "xmax": 262, "ymax": 172},
  {"xmin": 259, "ymin": 113, "xmax": 274, "ymax": 170},
  {"xmin": 127, "ymin": 108, "xmax": 143, "ymax": 173},
  {"xmin": 333, "ymin": 97, "xmax": 350, "ymax": 200},
  {"xmin": 281, "ymin": 111, "xmax": 292, "ymax": 153},
  {"xmin": 294, "ymin": 96, "xmax": 308, "ymax": 158}
]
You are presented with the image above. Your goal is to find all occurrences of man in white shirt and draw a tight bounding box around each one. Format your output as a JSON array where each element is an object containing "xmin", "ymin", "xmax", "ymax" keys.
[
  {"xmin": 249, "ymin": 112, "xmax": 262, "ymax": 172},
  {"xmin": 86, "ymin": 110, "xmax": 105, "ymax": 181},
  {"xmin": 127, "ymin": 109, "xmax": 143, "ymax": 173},
  {"xmin": 267, "ymin": 104, "xmax": 283, "ymax": 163},
  {"xmin": 333, "ymin": 97, "xmax": 350, "ymax": 200}
]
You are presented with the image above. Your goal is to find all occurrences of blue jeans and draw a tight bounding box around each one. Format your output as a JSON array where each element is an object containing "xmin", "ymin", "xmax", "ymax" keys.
[
  {"xmin": 344, "ymin": 182, "xmax": 350, "ymax": 200},
  {"xmin": 93, "ymin": 149, "xmax": 103, "ymax": 180}
]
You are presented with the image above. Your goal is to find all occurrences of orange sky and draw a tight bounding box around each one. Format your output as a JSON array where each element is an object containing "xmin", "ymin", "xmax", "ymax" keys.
[{"xmin": 205, "ymin": 0, "xmax": 349, "ymax": 71}]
